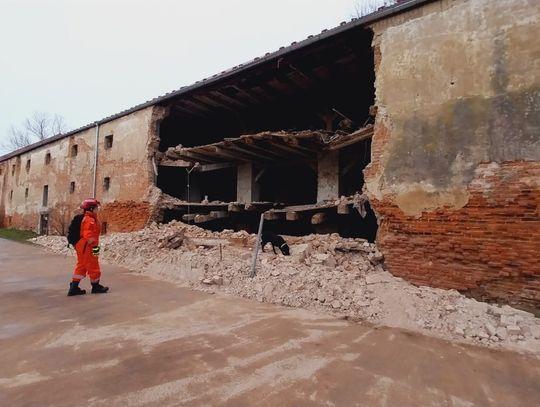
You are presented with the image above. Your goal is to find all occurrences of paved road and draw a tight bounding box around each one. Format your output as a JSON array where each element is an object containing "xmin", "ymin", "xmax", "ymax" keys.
[{"xmin": 1, "ymin": 238, "xmax": 539, "ymax": 407}]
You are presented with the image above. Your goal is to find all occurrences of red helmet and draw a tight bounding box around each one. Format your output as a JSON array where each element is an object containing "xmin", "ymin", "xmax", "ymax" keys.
[{"xmin": 80, "ymin": 198, "xmax": 100, "ymax": 210}]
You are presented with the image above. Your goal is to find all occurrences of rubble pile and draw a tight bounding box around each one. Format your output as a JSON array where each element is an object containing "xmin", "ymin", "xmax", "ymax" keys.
[{"xmin": 33, "ymin": 221, "xmax": 540, "ymax": 355}]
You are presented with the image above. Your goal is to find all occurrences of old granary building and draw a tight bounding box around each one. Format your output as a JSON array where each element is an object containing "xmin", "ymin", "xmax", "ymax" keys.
[{"xmin": 1, "ymin": 0, "xmax": 539, "ymax": 310}]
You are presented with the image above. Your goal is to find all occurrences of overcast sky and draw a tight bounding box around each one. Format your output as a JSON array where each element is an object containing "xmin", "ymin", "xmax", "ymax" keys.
[{"xmin": 0, "ymin": 0, "xmax": 378, "ymax": 153}]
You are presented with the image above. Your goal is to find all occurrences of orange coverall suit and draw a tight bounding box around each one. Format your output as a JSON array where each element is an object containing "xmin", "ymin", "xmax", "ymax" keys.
[{"xmin": 72, "ymin": 211, "xmax": 102, "ymax": 283}]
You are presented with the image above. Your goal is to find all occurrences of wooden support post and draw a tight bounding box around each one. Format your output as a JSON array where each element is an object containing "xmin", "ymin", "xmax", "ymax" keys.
[
  {"xmin": 228, "ymin": 202, "xmax": 242, "ymax": 212},
  {"xmin": 337, "ymin": 203, "xmax": 350, "ymax": 215},
  {"xmin": 311, "ymin": 212, "xmax": 327, "ymax": 225},
  {"xmin": 286, "ymin": 211, "xmax": 299, "ymax": 221},
  {"xmin": 264, "ymin": 211, "xmax": 282, "ymax": 221}
]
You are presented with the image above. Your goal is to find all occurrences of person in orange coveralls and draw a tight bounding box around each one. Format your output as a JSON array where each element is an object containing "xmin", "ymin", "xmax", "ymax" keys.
[{"xmin": 68, "ymin": 198, "xmax": 109, "ymax": 296}]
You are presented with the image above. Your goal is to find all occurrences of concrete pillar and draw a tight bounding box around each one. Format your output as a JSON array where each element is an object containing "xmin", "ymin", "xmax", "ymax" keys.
[
  {"xmin": 317, "ymin": 151, "xmax": 339, "ymax": 202},
  {"xmin": 237, "ymin": 163, "xmax": 260, "ymax": 203}
]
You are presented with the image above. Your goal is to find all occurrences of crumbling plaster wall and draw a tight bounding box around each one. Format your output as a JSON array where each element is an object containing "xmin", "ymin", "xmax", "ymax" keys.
[
  {"xmin": 0, "ymin": 106, "xmax": 159, "ymax": 233},
  {"xmin": 95, "ymin": 107, "xmax": 159, "ymax": 232},
  {"xmin": 237, "ymin": 163, "xmax": 260, "ymax": 203},
  {"xmin": 0, "ymin": 127, "xmax": 97, "ymax": 232},
  {"xmin": 366, "ymin": 0, "xmax": 540, "ymax": 309},
  {"xmin": 317, "ymin": 151, "xmax": 340, "ymax": 202}
]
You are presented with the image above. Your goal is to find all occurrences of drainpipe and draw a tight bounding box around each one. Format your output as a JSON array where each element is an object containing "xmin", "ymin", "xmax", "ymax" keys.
[{"xmin": 92, "ymin": 122, "xmax": 99, "ymax": 198}]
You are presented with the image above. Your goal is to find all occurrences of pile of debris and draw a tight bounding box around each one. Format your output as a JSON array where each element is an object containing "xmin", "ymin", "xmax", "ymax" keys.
[{"xmin": 33, "ymin": 221, "xmax": 540, "ymax": 355}]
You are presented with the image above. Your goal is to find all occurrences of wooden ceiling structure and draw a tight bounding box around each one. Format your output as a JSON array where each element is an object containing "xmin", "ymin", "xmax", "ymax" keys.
[{"xmin": 161, "ymin": 126, "xmax": 374, "ymax": 167}]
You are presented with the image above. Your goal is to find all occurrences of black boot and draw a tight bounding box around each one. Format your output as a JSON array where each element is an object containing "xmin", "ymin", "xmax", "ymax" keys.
[
  {"xmin": 91, "ymin": 281, "xmax": 109, "ymax": 294},
  {"xmin": 68, "ymin": 281, "xmax": 86, "ymax": 296}
]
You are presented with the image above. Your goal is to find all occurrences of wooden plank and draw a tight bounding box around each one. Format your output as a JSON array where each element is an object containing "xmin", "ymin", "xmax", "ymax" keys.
[
  {"xmin": 234, "ymin": 141, "xmax": 284, "ymax": 160},
  {"xmin": 283, "ymin": 137, "xmax": 321, "ymax": 154},
  {"xmin": 213, "ymin": 147, "xmax": 254, "ymax": 162},
  {"xmin": 182, "ymin": 214, "xmax": 197, "ymax": 222},
  {"xmin": 187, "ymin": 238, "xmax": 230, "ymax": 248},
  {"xmin": 223, "ymin": 143, "xmax": 273, "ymax": 161},
  {"xmin": 262, "ymin": 138, "xmax": 314, "ymax": 159},
  {"xmin": 311, "ymin": 212, "xmax": 327, "ymax": 225},
  {"xmin": 194, "ymin": 214, "xmax": 213, "ymax": 223},
  {"xmin": 326, "ymin": 126, "xmax": 374, "ymax": 151},
  {"xmin": 195, "ymin": 162, "xmax": 236, "ymax": 172},
  {"xmin": 159, "ymin": 159, "xmax": 192, "ymax": 168},
  {"xmin": 210, "ymin": 210, "xmax": 228, "ymax": 219},
  {"xmin": 210, "ymin": 90, "xmax": 248, "ymax": 109},
  {"xmin": 175, "ymin": 150, "xmax": 217, "ymax": 164}
]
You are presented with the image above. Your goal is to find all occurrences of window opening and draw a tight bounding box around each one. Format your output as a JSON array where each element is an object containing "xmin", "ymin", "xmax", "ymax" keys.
[
  {"xmin": 105, "ymin": 135, "xmax": 113, "ymax": 149},
  {"xmin": 42, "ymin": 185, "xmax": 48, "ymax": 206}
]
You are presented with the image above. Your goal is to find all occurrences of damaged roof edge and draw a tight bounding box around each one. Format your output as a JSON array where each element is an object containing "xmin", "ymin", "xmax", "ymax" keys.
[{"xmin": 0, "ymin": 0, "xmax": 434, "ymax": 163}]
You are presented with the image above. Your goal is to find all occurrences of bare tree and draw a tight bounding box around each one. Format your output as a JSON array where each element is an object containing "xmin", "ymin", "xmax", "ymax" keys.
[
  {"xmin": 1, "ymin": 111, "xmax": 70, "ymax": 153},
  {"xmin": 51, "ymin": 114, "xmax": 69, "ymax": 136},
  {"xmin": 352, "ymin": 0, "xmax": 398, "ymax": 18},
  {"xmin": 25, "ymin": 111, "xmax": 50, "ymax": 140},
  {"xmin": 5, "ymin": 125, "xmax": 33, "ymax": 150},
  {"xmin": 49, "ymin": 202, "xmax": 73, "ymax": 236}
]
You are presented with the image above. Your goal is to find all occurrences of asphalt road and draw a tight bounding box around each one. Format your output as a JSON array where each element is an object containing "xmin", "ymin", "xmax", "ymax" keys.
[{"xmin": 1, "ymin": 238, "xmax": 539, "ymax": 407}]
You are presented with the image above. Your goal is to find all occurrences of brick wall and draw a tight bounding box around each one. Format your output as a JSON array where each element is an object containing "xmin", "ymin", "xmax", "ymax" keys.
[{"xmin": 370, "ymin": 161, "xmax": 540, "ymax": 311}]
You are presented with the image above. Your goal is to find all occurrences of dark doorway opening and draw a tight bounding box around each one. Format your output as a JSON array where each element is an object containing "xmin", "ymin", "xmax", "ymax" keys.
[
  {"xmin": 258, "ymin": 163, "xmax": 317, "ymax": 206},
  {"xmin": 39, "ymin": 214, "xmax": 49, "ymax": 235}
]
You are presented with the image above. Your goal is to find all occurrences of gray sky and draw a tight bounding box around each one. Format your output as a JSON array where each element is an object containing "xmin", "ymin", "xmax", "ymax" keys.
[{"xmin": 0, "ymin": 0, "xmax": 370, "ymax": 153}]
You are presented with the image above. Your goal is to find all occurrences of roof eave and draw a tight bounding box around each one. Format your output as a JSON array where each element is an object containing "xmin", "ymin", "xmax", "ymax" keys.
[{"xmin": 0, "ymin": 0, "xmax": 434, "ymax": 163}]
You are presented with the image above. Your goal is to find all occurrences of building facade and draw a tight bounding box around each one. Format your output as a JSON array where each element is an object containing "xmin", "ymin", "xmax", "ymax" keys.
[{"xmin": 1, "ymin": 0, "xmax": 539, "ymax": 310}]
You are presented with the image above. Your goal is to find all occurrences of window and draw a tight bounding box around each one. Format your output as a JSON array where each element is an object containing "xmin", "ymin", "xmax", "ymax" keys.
[
  {"xmin": 101, "ymin": 222, "xmax": 108, "ymax": 235},
  {"xmin": 12, "ymin": 165, "xmax": 15, "ymax": 175},
  {"xmin": 25, "ymin": 187, "xmax": 29, "ymax": 199},
  {"xmin": 105, "ymin": 134, "xmax": 113, "ymax": 149},
  {"xmin": 26, "ymin": 159, "xmax": 31, "ymax": 172},
  {"xmin": 71, "ymin": 145, "xmax": 78, "ymax": 157},
  {"xmin": 70, "ymin": 181, "xmax": 75, "ymax": 193},
  {"xmin": 0, "ymin": 167, "xmax": 3, "ymax": 175},
  {"xmin": 9, "ymin": 190, "xmax": 13, "ymax": 201},
  {"xmin": 45, "ymin": 153, "xmax": 51, "ymax": 165},
  {"xmin": 42, "ymin": 185, "xmax": 48, "ymax": 206},
  {"xmin": 103, "ymin": 177, "xmax": 110, "ymax": 191}
]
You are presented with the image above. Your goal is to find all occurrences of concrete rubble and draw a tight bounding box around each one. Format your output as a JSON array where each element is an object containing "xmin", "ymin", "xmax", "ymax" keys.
[{"xmin": 33, "ymin": 220, "xmax": 540, "ymax": 356}]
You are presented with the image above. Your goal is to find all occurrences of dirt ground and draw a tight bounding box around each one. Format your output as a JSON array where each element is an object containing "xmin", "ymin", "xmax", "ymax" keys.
[{"xmin": 2, "ymin": 238, "xmax": 540, "ymax": 407}]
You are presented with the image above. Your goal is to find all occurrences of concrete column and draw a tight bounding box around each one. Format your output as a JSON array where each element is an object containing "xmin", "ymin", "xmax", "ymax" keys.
[
  {"xmin": 317, "ymin": 151, "xmax": 339, "ymax": 202},
  {"xmin": 237, "ymin": 163, "xmax": 260, "ymax": 203}
]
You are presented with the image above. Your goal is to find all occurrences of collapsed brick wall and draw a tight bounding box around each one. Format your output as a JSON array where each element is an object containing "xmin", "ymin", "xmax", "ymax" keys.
[
  {"xmin": 370, "ymin": 162, "xmax": 540, "ymax": 311},
  {"xmin": 100, "ymin": 201, "xmax": 152, "ymax": 233}
]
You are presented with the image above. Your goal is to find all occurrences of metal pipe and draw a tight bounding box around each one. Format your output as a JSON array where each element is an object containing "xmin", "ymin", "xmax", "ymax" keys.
[
  {"xmin": 250, "ymin": 213, "xmax": 265, "ymax": 277},
  {"xmin": 92, "ymin": 123, "xmax": 99, "ymax": 198}
]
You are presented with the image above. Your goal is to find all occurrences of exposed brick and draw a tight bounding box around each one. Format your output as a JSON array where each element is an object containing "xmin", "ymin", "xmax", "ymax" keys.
[
  {"xmin": 100, "ymin": 201, "xmax": 151, "ymax": 233},
  {"xmin": 370, "ymin": 161, "xmax": 540, "ymax": 311}
]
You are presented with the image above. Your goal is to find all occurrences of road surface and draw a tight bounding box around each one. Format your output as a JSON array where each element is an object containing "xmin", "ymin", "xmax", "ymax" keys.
[{"xmin": 1, "ymin": 238, "xmax": 539, "ymax": 407}]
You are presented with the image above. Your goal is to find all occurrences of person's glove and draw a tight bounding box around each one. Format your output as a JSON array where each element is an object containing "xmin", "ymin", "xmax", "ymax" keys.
[{"xmin": 92, "ymin": 246, "xmax": 100, "ymax": 256}]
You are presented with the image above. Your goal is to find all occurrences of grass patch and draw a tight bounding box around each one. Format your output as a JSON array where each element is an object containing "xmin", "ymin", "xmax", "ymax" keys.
[{"xmin": 0, "ymin": 228, "xmax": 38, "ymax": 242}]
